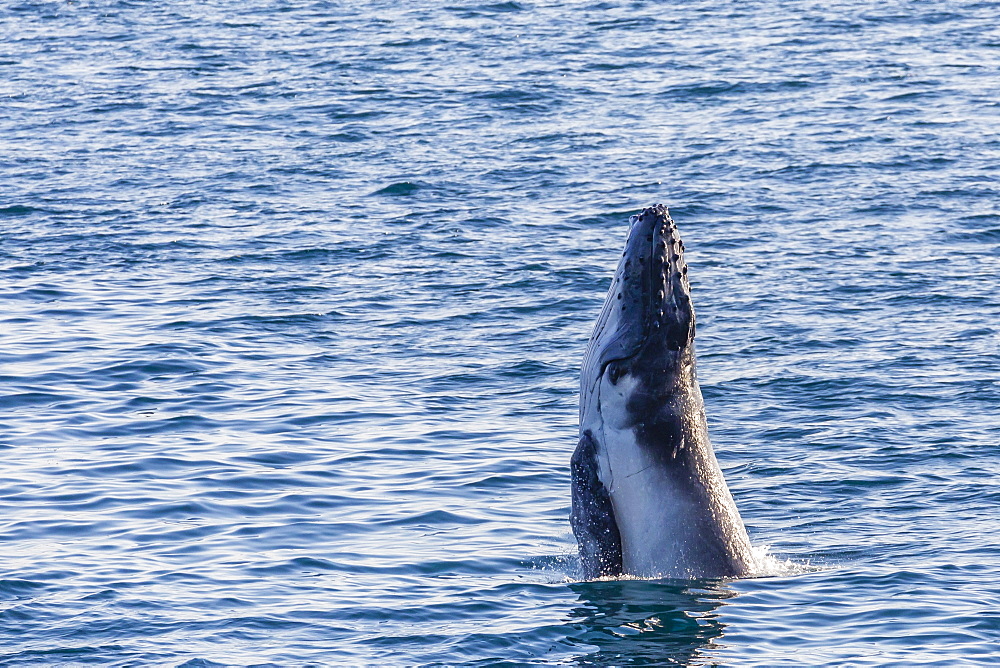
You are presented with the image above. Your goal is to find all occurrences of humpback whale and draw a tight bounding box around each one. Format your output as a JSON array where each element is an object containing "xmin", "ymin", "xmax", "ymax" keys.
[{"xmin": 571, "ymin": 205, "xmax": 755, "ymax": 580}]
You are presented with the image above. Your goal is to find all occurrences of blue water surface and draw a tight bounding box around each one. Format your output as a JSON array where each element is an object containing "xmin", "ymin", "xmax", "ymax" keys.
[{"xmin": 2, "ymin": 0, "xmax": 999, "ymax": 664}]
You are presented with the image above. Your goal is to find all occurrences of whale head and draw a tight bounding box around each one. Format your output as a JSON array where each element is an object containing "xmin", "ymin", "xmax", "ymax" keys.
[{"xmin": 580, "ymin": 204, "xmax": 695, "ymax": 426}]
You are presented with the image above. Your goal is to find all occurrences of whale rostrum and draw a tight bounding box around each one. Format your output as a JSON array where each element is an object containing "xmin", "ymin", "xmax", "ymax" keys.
[{"xmin": 572, "ymin": 205, "xmax": 755, "ymax": 580}]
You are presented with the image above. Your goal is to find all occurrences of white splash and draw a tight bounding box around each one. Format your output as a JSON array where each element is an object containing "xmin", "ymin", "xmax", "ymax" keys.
[{"xmin": 750, "ymin": 544, "xmax": 822, "ymax": 578}]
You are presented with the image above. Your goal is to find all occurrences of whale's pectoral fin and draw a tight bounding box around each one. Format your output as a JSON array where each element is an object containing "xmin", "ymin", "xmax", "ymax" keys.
[{"xmin": 570, "ymin": 430, "xmax": 623, "ymax": 579}]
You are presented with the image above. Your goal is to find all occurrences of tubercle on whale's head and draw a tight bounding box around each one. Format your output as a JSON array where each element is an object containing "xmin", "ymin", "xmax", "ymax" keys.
[
  {"xmin": 581, "ymin": 204, "xmax": 695, "ymax": 398},
  {"xmin": 630, "ymin": 204, "xmax": 694, "ymax": 356}
]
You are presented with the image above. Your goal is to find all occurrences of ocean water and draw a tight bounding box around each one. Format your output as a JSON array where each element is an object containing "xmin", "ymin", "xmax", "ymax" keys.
[{"xmin": 2, "ymin": 0, "xmax": 999, "ymax": 664}]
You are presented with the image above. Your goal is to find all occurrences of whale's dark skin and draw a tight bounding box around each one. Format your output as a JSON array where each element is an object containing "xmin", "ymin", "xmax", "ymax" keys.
[{"xmin": 571, "ymin": 205, "xmax": 755, "ymax": 580}]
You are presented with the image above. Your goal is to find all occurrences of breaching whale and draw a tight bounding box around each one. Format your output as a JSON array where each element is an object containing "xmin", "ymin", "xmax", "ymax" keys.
[{"xmin": 571, "ymin": 205, "xmax": 755, "ymax": 580}]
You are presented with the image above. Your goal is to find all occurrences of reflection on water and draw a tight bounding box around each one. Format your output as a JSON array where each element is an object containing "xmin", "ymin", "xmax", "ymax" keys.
[{"xmin": 567, "ymin": 579, "xmax": 738, "ymax": 666}]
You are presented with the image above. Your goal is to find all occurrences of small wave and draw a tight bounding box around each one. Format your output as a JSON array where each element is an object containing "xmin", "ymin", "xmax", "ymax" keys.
[
  {"xmin": 370, "ymin": 181, "xmax": 424, "ymax": 197},
  {"xmin": 0, "ymin": 205, "xmax": 38, "ymax": 217}
]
